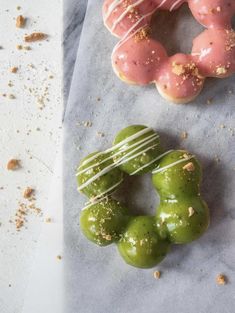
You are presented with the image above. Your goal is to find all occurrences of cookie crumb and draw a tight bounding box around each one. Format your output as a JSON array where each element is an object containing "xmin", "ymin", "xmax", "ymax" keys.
[
  {"xmin": 16, "ymin": 44, "xmax": 23, "ymax": 50},
  {"xmin": 10, "ymin": 66, "xmax": 18, "ymax": 73},
  {"xmin": 7, "ymin": 159, "xmax": 21, "ymax": 170},
  {"xmin": 24, "ymin": 32, "xmax": 47, "ymax": 42},
  {"xmin": 96, "ymin": 131, "xmax": 104, "ymax": 137},
  {"xmin": 57, "ymin": 255, "xmax": 62, "ymax": 260},
  {"xmin": 8, "ymin": 94, "xmax": 15, "ymax": 99},
  {"xmin": 83, "ymin": 121, "xmax": 92, "ymax": 128},
  {"xmin": 23, "ymin": 187, "xmax": 34, "ymax": 199},
  {"xmin": 216, "ymin": 274, "xmax": 227, "ymax": 285},
  {"xmin": 153, "ymin": 271, "xmax": 161, "ymax": 279},
  {"xmin": 180, "ymin": 131, "xmax": 188, "ymax": 140},
  {"xmin": 206, "ymin": 98, "xmax": 213, "ymax": 105},
  {"xmin": 183, "ymin": 162, "xmax": 195, "ymax": 172},
  {"xmin": 16, "ymin": 15, "xmax": 25, "ymax": 28},
  {"xmin": 188, "ymin": 207, "xmax": 195, "ymax": 217},
  {"xmin": 45, "ymin": 217, "xmax": 51, "ymax": 223}
]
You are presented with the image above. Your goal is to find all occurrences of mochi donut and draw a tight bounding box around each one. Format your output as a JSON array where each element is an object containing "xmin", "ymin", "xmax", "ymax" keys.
[
  {"xmin": 77, "ymin": 125, "xmax": 210, "ymax": 268},
  {"xmin": 103, "ymin": 0, "xmax": 235, "ymax": 103}
]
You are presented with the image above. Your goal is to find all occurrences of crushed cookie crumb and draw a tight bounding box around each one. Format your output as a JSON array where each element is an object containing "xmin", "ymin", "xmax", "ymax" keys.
[
  {"xmin": 16, "ymin": 15, "xmax": 25, "ymax": 28},
  {"xmin": 96, "ymin": 131, "xmax": 105, "ymax": 137},
  {"xmin": 183, "ymin": 162, "xmax": 195, "ymax": 172},
  {"xmin": 188, "ymin": 207, "xmax": 195, "ymax": 217},
  {"xmin": 57, "ymin": 255, "xmax": 62, "ymax": 260},
  {"xmin": 45, "ymin": 217, "xmax": 51, "ymax": 223},
  {"xmin": 172, "ymin": 62, "xmax": 185, "ymax": 76},
  {"xmin": 83, "ymin": 121, "xmax": 92, "ymax": 127},
  {"xmin": 23, "ymin": 46, "xmax": 31, "ymax": 50},
  {"xmin": 180, "ymin": 131, "xmax": 188, "ymax": 140},
  {"xmin": 24, "ymin": 32, "xmax": 47, "ymax": 42},
  {"xmin": 7, "ymin": 159, "xmax": 21, "ymax": 170},
  {"xmin": 23, "ymin": 187, "xmax": 34, "ymax": 199},
  {"xmin": 134, "ymin": 26, "xmax": 151, "ymax": 42},
  {"xmin": 8, "ymin": 94, "xmax": 15, "ymax": 99},
  {"xmin": 16, "ymin": 44, "xmax": 23, "ymax": 50},
  {"xmin": 206, "ymin": 98, "xmax": 213, "ymax": 105},
  {"xmin": 216, "ymin": 66, "xmax": 227, "ymax": 76},
  {"xmin": 216, "ymin": 274, "xmax": 227, "ymax": 285},
  {"xmin": 10, "ymin": 66, "xmax": 18, "ymax": 73},
  {"xmin": 153, "ymin": 271, "xmax": 161, "ymax": 279}
]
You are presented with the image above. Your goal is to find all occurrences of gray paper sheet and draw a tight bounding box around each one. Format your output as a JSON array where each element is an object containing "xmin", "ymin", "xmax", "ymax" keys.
[{"xmin": 64, "ymin": 1, "xmax": 235, "ymax": 312}]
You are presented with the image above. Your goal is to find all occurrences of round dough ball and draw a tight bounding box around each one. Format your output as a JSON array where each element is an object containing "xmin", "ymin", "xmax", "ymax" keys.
[
  {"xmin": 80, "ymin": 197, "xmax": 129, "ymax": 246},
  {"xmin": 156, "ymin": 197, "xmax": 210, "ymax": 244},
  {"xmin": 77, "ymin": 151, "xmax": 124, "ymax": 198},
  {"xmin": 118, "ymin": 216, "xmax": 170, "ymax": 268},
  {"xmin": 152, "ymin": 150, "xmax": 201, "ymax": 198},
  {"xmin": 113, "ymin": 125, "xmax": 162, "ymax": 175}
]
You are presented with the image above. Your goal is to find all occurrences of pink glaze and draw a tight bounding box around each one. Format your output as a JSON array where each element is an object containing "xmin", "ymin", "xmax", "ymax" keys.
[
  {"xmin": 192, "ymin": 29, "xmax": 235, "ymax": 78},
  {"xmin": 156, "ymin": 54, "xmax": 204, "ymax": 100},
  {"xmin": 188, "ymin": 0, "xmax": 235, "ymax": 29},
  {"xmin": 112, "ymin": 35, "xmax": 168, "ymax": 84},
  {"xmin": 103, "ymin": 0, "xmax": 235, "ymax": 102}
]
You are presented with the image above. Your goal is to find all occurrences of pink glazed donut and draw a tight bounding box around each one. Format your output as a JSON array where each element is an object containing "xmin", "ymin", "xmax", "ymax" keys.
[{"xmin": 103, "ymin": 0, "xmax": 235, "ymax": 103}]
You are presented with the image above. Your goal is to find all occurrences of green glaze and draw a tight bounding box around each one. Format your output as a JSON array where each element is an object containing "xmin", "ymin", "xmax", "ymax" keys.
[
  {"xmin": 118, "ymin": 216, "xmax": 170, "ymax": 268},
  {"xmin": 77, "ymin": 151, "xmax": 123, "ymax": 198},
  {"xmin": 80, "ymin": 198, "xmax": 130, "ymax": 246},
  {"xmin": 76, "ymin": 126, "xmax": 210, "ymax": 269},
  {"xmin": 153, "ymin": 150, "xmax": 210, "ymax": 244},
  {"xmin": 112, "ymin": 125, "xmax": 162, "ymax": 175}
]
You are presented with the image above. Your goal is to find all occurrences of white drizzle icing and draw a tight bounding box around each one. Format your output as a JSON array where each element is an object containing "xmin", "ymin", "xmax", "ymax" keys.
[
  {"xmin": 79, "ymin": 178, "xmax": 124, "ymax": 201},
  {"xmin": 152, "ymin": 155, "xmax": 195, "ymax": 174},
  {"xmin": 156, "ymin": 0, "xmax": 168, "ymax": 10},
  {"xmin": 82, "ymin": 195, "xmax": 109, "ymax": 211},
  {"xmin": 76, "ymin": 132, "xmax": 158, "ymax": 176},
  {"xmin": 104, "ymin": 0, "xmax": 123, "ymax": 22},
  {"xmin": 80, "ymin": 127, "xmax": 153, "ymax": 166},
  {"xmin": 169, "ymin": 0, "xmax": 184, "ymax": 12},
  {"xmin": 110, "ymin": 0, "xmax": 146, "ymax": 32},
  {"xmin": 111, "ymin": 6, "xmax": 158, "ymax": 56},
  {"xmin": 130, "ymin": 149, "xmax": 173, "ymax": 175},
  {"xmin": 77, "ymin": 141, "xmax": 159, "ymax": 191}
]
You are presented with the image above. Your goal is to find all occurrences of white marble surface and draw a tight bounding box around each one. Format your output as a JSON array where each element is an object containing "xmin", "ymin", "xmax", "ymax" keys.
[
  {"xmin": 64, "ymin": 1, "xmax": 235, "ymax": 312},
  {"xmin": 0, "ymin": 1, "xmax": 62, "ymax": 312}
]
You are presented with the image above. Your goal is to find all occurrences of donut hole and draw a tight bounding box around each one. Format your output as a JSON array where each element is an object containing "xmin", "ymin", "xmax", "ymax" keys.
[
  {"xmin": 151, "ymin": 3, "xmax": 204, "ymax": 56},
  {"xmin": 113, "ymin": 174, "xmax": 159, "ymax": 216}
]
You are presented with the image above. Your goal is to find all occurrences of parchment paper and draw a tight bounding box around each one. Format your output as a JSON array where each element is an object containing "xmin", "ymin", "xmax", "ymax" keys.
[{"xmin": 64, "ymin": 1, "xmax": 235, "ymax": 312}]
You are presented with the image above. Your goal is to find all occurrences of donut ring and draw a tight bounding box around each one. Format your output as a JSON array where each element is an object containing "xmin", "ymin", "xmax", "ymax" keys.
[
  {"xmin": 76, "ymin": 125, "xmax": 210, "ymax": 268},
  {"xmin": 103, "ymin": 0, "xmax": 235, "ymax": 103}
]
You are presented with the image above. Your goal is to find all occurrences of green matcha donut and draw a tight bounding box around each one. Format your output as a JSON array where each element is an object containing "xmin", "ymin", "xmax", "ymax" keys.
[
  {"xmin": 112, "ymin": 125, "xmax": 162, "ymax": 175},
  {"xmin": 80, "ymin": 197, "xmax": 129, "ymax": 246},
  {"xmin": 118, "ymin": 216, "xmax": 170, "ymax": 268},
  {"xmin": 76, "ymin": 151, "xmax": 124, "ymax": 198},
  {"xmin": 76, "ymin": 126, "xmax": 210, "ymax": 269},
  {"xmin": 152, "ymin": 150, "xmax": 210, "ymax": 244}
]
